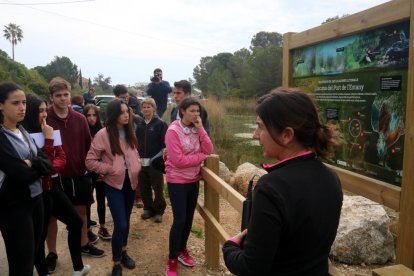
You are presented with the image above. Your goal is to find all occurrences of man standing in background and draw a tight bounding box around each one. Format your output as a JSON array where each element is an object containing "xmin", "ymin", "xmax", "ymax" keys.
[
  {"xmin": 83, "ymin": 87, "xmax": 95, "ymax": 105},
  {"xmin": 146, "ymin": 68, "xmax": 172, "ymax": 118}
]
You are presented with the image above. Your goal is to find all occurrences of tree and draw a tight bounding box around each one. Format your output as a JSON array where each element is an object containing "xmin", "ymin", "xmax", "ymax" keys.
[
  {"xmin": 250, "ymin": 31, "xmax": 282, "ymax": 50},
  {"xmin": 34, "ymin": 56, "xmax": 79, "ymax": 87},
  {"xmin": 321, "ymin": 14, "xmax": 349, "ymax": 25},
  {"xmin": 3, "ymin": 23, "xmax": 23, "ymax": 60},
  {"xmin": 94, "ymin": 73, "xmax": 111, "ymax": 93},
  {"xmin": 78, "ymin": 69, "xmax": 83, "ymax": 88}
]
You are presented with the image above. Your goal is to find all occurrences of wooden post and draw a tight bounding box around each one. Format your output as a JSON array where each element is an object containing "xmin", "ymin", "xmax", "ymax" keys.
[
  {"xmin": 282, "ymin": 32, "xmax": 295, "ymax": 87},
  {"xmin": 203, "ymin": 155, "xmax": 221, "ymax": 269},
  {"xmin": 396, "ymin": 0, "xmax": 414, "ymax": 268}
]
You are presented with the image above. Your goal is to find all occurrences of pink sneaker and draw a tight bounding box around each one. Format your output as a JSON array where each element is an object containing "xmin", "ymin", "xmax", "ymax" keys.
[
  {"xmin": 166, "ymin": 259, "xmax": 178, "ymax": 276},
  {"xmin": 178, "ymin": 249, "xmax": 194, "ymax": 267}
]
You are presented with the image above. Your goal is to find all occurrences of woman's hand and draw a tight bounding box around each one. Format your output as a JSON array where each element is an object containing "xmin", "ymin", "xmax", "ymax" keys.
[
  {"xmin": 41, "ymin": 118, "xmax": 54, "ymax": 140},
  {"xmin": 231, "ymin": 229, "xmax": 248, "ymax": 244},
  {"xmin": 194, "ymin": 116, "xmax": 203, "ymax": 129}
]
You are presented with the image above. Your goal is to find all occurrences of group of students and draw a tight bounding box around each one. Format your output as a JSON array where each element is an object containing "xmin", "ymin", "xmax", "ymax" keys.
[
  {"xmin": 0, "ymin": 74, "xmax": 215, "ymax": 276},
  {"xmin": 0, "ymin": 72, "xmax": 344, "ymax": 276}
]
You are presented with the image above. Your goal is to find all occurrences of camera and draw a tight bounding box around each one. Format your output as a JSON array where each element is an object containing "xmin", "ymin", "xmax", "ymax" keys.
[{"xmin": 150, "ymin": 73, "xmax": 161, "ymax": 82}]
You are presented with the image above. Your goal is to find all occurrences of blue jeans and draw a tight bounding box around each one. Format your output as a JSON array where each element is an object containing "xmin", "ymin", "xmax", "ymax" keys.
[
  {"xmin": 167, "ymin": 182, "xmax": 199, "ymax": 259},
  {"xmin": 104, "ymin": 174, "xmax": 135, "ymax": 262}
]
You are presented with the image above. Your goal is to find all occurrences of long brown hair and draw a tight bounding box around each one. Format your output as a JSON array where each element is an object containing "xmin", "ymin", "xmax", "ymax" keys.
[{"xmin": 105, "ymin": 99, "xmax": 138, "ymax": 155}]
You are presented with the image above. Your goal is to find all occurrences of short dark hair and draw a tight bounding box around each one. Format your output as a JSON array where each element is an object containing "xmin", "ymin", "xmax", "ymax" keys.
[
  {"xmin": 174, "ymin": 80, "xmax": 191, "ymax": 94},
  {"xmin": 178, "ymin": 97, "xmax": 201, "ymax": 118},
  {"xmin": 113, "ymin": 84, "xmax": 128, "ymax": 97},
  {"xmin": 153, "ymin": 68, "xmax": 162, "ymax": 74}
]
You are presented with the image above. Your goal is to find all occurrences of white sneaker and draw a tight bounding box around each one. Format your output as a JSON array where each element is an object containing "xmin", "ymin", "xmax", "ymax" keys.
[{"xmin": 72, "ymin": 264, "xmax": 91, "ymax": 276}]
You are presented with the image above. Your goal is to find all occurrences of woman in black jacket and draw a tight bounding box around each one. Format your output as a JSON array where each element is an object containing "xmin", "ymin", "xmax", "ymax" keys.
[
  {"xmin": 0, "ymin": 82, "xmax": 52, "ymax": 276},
  {"xmin": 222, "ymin": 88, "xmax": 343, "ymax": 276}
]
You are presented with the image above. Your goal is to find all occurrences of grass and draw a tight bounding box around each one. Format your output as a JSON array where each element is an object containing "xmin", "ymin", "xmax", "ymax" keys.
[{"xmin": 191, "ymin": 226, "xmax": 204, "ymax": 238}]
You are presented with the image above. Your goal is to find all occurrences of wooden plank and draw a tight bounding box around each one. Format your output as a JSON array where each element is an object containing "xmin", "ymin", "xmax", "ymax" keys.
[
  {"xmin": 201, "ymin": 166, "xmax": 245, "ymax": 214},
  {"xmin": 396, "ymin": 0, "xmax": 414, "ymax": 268},
  {"xmin": 203, "ymin": 155, "xmax": 221, "ymax": 269},
  {"xmin": 372, "ymin": 264, "xmax": 414, "ymax": 276},
  {"xmin": 283, "ymin": 32, "xmax": 295, "ymax": 87},
  {"xmin": 196, "ymin": 201, "xmax": 230, "ymax": 244},
  {"xmin": 287, "ymin": 0, "xmax": 411, "ymax": 49},
  {"xmin": 325, "ymin": 164, "xmax": 401, "ymax": 211}
]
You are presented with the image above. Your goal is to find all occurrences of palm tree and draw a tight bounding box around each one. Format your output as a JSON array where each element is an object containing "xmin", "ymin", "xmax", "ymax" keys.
[{"xmin": 3, "ymin": 23, "xmax": 23, "ymax": 60}]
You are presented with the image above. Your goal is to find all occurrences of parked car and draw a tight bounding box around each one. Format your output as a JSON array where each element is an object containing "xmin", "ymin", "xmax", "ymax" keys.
[{"xmin": 93, "ymin": 95, "xmax": 115, "ymax": 123}]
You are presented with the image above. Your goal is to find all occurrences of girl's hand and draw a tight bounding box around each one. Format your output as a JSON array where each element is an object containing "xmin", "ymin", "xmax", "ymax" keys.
[
  {"xmin": 41, "ymin": 119, "xmax": 54, "ymax": 140},
  {"xmin": 231, "ymin": 229, "xmax": 248, "ymax": 244},
  {"xmin": 194, "ymin": 116, "xmax": 203, "ymax": 129}
]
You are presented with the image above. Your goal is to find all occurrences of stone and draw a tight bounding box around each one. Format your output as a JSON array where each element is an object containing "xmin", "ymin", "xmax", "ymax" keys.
[
  {"xmin": 219, "ymin": 161, "xmax": 232, "ymax": 183},
  {"xmin": 232, "ymin": 162, "xmax": 267, "ymax": 197},
  {"xmin": 330, "ymin": 195, "xmax": 395, "ymax": 264}
]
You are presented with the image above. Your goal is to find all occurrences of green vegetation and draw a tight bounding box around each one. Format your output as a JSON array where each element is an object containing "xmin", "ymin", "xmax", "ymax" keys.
[
  {"xmin": 205, "ymin": 97, "xmax": 275, "ymax": 171},
  {"xmin": 190, "ymin": 226, "xmax": 203, "ymax": 238},
  {"xmin": 0, "ymin": 49, "xmax": 49, "ymax": 98}
]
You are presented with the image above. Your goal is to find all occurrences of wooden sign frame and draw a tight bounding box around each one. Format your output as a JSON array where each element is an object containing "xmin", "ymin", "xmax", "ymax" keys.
[{"xmin": 282, "ymin": 0, "xmax": 414, "ymax": 268}]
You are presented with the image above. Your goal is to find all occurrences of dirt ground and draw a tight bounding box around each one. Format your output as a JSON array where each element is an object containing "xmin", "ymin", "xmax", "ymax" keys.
[{"xmin": 0, "ymin": 188, "xmax": 388, "ymax": 276}]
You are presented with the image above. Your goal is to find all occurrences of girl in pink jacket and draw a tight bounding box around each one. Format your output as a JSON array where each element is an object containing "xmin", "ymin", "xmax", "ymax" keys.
[
  {"xmin": 85, "ymin": 99, "xmax": 141, "ymax": 276},
  {"xmin": 165, "ymin": 97, "xmax": 213, "ymax": 276}
]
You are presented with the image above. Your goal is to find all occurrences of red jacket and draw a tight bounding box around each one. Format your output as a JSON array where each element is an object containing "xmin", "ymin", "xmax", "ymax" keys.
[{"xmin": 41, "ymin": 138, "xmax": 66, "ymax": 191}]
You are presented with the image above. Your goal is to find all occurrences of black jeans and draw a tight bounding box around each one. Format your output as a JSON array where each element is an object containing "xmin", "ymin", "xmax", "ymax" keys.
[
  {"xmin": 87, "ymin": 177, "xmax": 107, "ymax": 227},
  {"xmin": 0, "ymin": 195, "xmax": 43, "ymax": 276},
  {"xmin": 35, "ymin": 183, "xmax": 84, "ymax": 273},
  {"xmin": 167, "ymin": 182, "xmax": 199, "ymax": 259},
  {"xmin": 139, "ymin": 166, "xmax": 166, "ymax": 215}
]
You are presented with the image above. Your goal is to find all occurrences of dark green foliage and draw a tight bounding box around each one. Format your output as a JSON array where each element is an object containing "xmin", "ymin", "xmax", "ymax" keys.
[
  {"xmin": 0, "ymin": 54, "xmax": 49, "ymax": 98},
  {"xmin": 35, "ymin": 56, "xmax": 79, "ymax": 87},
  {"xmin": 192, "ymin": 31, "xmax": 283, "ymax": 99}
]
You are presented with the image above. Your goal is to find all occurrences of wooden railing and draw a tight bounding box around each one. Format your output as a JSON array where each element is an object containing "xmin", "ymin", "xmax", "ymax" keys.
[{"xmin": 197, "ymin": 154, "xmax": 341, "ymax": 275}]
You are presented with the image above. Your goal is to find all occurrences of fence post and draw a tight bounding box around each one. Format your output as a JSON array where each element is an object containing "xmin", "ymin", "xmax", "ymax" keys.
[{"xmin": 203, "ymin": 154, "xmax": 220, "ymax": 269}]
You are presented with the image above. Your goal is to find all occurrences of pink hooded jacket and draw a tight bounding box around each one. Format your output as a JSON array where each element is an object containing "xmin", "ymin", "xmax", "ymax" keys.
[
  {"xmin": 85, "ymin": 128, "xmax": 141, "ymax": 190},
  {"xmin": 165, "ymin": 120, "xmax": 213, "ymax": 183}
]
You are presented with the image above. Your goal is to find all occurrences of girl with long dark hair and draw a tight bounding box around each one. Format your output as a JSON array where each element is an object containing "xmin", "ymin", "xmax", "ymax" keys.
[
  {"xmin": 22, "ymin": 93, "xmax": 90, "ymax": 276},
  {"xmin": 86, "ymin": 99, "xmax": 141, "ymax": 276}
]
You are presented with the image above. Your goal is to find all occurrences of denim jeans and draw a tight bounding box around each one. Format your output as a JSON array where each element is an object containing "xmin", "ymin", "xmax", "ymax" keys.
[
  {"xmin": 104, "ymin": 174, "xmax": 135, "ymax": 262},
  {"xmin": 167, "ymin": 182, "xmax": 199, "ymax": 259}
]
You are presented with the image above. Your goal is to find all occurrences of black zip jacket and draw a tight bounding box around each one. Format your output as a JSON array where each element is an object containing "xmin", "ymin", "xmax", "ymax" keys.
[
  {"xmin": 135, "ymin": 117, "xmax": 168, "ymax": 158},
  {"xmin": 0, "ymin": 127, "xmax": 52, "ymax": 208},
  {"xmin": 222, "ymin": 152, "xmax": 343, "ymax": 276}
]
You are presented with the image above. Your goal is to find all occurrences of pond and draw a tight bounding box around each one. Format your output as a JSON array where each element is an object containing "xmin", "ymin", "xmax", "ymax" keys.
[{"xmin": 212, "ymin": 114, "xmax": 275, "ymax": 171}]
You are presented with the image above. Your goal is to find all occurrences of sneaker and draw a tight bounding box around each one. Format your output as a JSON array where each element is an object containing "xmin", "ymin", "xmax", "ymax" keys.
[
  {"xmin": 98, "ymin": 227, "xmax": 112, "ymax": 240},
  {"xmin": 89, "ymin": 220, "xmax": 98, "ymax": 228},
  {"xmin": 178, "ymin": 249, "xmax": 194, "ymax": 267},
  {"xmin": 121, "ymin": 251, "xmax": 136, "ymax": 269},
  {"xmin": 45, "ymin": 252, "xmax": 58, "ymax": 274},
  {"xmin": 154, "ymin": 214, "xmax": 163, "ymax": 223},
  {"xmin": 111, "ymin": 264, "xmax": 122, "ymax": 276},
  {"xmin": 72, "ymin": 264, "xmax": 91, "ymax": 276},
  {"xmin": 165, "ymin": 259, "xmax": 178, "ymax": 276},
  {"xmin": 88, "ymin": 230, "xmax": 99, "ymax": 244},
  {"xmin": 81, "ymin": 243, "xmax": 105, "ymax": 258},
  {"xmin": 141, "ymin": 210, "xmax": 154, "ymax": 220},
  {"xmin": 135, "ymin": 199, "xmax": 144, "ymax": 208}
]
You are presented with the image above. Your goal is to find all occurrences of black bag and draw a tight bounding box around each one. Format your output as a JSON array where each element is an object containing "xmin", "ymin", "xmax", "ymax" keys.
[{"xmin": 150, "ymin": 149, "xmax": 166, "ymax": 173}]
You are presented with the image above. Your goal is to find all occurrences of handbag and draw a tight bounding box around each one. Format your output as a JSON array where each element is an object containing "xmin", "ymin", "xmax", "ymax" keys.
[{"xmin": 150, "ymin": 149, "xmax": 166, "ymax": 173}]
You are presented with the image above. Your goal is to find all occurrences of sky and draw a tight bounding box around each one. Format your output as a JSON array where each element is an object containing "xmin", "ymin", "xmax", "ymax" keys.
[{"xmin": 0, "ymin": 0, "xmax": 389, "ymax": 87}]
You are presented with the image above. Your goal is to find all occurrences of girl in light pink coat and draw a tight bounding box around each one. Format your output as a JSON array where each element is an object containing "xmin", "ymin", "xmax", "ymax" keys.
[
  {"xmin": 165, "ymin": 97, "xmax": 213, "ymax": 276},
  {"xmin": 85, "ymin": 99, "xmax": 141, "ymax": 276}
]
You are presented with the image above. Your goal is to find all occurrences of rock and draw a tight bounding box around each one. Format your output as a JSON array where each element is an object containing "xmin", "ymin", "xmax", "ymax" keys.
[
  {"xmin": 330, "ymin": 195, "xmax": 395, "ymax": 264},
  {"xmin": 232, "ymin": 162, "xmax": 267, "ymax": 196},
  {"xmin": 219, "ymin": 161, "xmax": 232, "ymax": 183}
]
